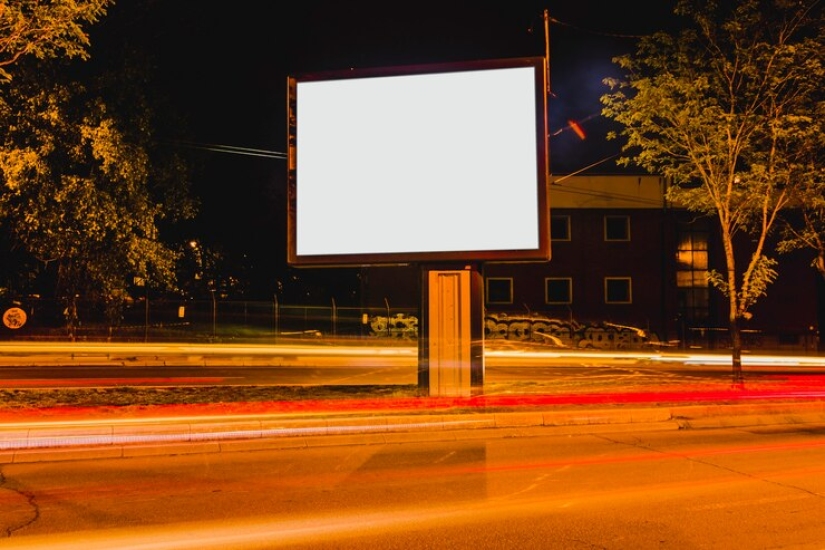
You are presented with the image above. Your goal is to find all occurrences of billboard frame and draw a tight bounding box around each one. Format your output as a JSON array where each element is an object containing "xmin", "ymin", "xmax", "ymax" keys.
[{"xmin": 286, "ymin": 56, "xmax": 549, "ymax": 267}]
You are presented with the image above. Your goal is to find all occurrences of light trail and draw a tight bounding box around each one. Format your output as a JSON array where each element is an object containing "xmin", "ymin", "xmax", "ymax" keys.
[
  {"xmin": 0, "ymin": 418, "xmax": 482, "ymax": 451},
  {"xmin": 0, "ymin": 377, "xmax": 227, "ymax": 387},
  {"xmin": 2, "ymin": 341, "xmax": 824, "ymax": 367},
  {"xmin": 7, "ymin": 433, "xmax": 825, "ymax": 550},
  {"xmin": 0, "ymin": 341, "xmax": 417, "ymax": 357},
  {"xmin": 0, "ymin": 507, "xmax": 481, "ymax": 550}
]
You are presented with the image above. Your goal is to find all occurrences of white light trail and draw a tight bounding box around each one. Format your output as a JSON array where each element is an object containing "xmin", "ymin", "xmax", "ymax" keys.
[{"xmin": 1, "ymin": 342, "xmax": 824, "ymax": 367}]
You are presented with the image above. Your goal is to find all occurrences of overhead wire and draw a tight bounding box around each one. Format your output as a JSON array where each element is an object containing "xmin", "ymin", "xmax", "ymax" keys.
[
  {"xmin": 544, "ymin": 13, "xmax": 652, "ymax": 40},
  {"xmin": 170, "ymin": 140, "xmax": 287, "ymax": 159}
]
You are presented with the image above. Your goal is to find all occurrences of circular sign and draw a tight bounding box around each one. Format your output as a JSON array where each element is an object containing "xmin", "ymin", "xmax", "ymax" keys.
[{"xmin": 3, "ymin": 307, "xmax": 27, "ymax": 329}]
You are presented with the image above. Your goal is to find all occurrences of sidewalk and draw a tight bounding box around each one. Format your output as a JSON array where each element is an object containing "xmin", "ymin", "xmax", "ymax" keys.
[{"xmin": 4, "ymin": 378, "xmax": 825, "ymax": 464}]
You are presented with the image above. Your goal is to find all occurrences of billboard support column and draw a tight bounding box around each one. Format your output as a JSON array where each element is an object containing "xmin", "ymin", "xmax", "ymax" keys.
[{"xmin": 418, "ymin": 265, "xmax": 484, "ymax": 397}]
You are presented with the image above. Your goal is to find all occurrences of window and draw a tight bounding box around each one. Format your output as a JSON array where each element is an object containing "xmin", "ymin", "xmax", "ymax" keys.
[
  {"xmin": 676, "ymin": 232, "xmax": 708, "ymax": 272},
  {"xmin": 604, "ymin": 215, "xmax": 630, "ymax": 241},
  {"xmin": 545, "ymin": 278, "xmax": 572, "ymax": 304},
  {"xmin": 486, "ymin": 277, "xmax": 513, "ymax": 304},
  {"xmin": 550, "ymin": 215, "xmax": 570, "ymax": 241},
  {"xmin": 676, "ymin": 219, "xmax": 710, "ymax": 322},
  {"xmin": 677, "ymin": 287, "xmax": 709, "ymax": 318},
  {"xmin": 605, "ymin": 277, "xmax": 632, "ymax": 304}
]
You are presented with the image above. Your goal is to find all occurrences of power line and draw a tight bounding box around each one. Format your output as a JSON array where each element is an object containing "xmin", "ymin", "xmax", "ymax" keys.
[
  {"xmin": 551, "ymin": 155, "xmax": 619, "ymax": 184},
  {"xmin": 170, "ymin": 140, "xmax": 287, "ymax": 159},
  {"xmin": 545, "ymin": 13, "xmax": 651, "ymax": 40}
]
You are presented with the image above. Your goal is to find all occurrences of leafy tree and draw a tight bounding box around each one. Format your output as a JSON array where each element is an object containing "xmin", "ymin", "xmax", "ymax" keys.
[
  {"xmin": 0, "ymin": 59, "xmax": 198, "ymax": 336},
  {"xmin": 0, "ymin": 0, "xmax": 113, "ymax": 81},
  {"xmin": 776, "ymin": 100, "xmax": 825, "ymax": 280},
  {"xmin": 601, "ymin": 0, "xmax": 825, "ymax": 383}
]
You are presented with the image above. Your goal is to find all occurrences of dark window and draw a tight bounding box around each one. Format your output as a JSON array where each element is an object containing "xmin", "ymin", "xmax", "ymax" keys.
[
  {"xmin": 550, "ymin": 215, "xmax": 570, "ymax": 241},
  {"xmin": 605, "ymin": 277, "xmax": 632, "ymax": 304},
  {"xmin": 545, "ymin": 278, "xmax": 572, "ymax": 304},
  {"xmin": 604, "ymin": 215, "xmax": 630, "ymax": 241},
  {"xmin": 486, "ymin": 277, "xmax": 513, "ymax": 304}
]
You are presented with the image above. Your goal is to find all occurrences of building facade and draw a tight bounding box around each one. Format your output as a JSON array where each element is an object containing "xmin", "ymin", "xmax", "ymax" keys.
[
  {"xmin": 480, "ymin": 174, "xmax": 820, "ymax": 351},
  {"xmin": 360, "ymin": 174, "xmax": 820, "ymax": 350}
]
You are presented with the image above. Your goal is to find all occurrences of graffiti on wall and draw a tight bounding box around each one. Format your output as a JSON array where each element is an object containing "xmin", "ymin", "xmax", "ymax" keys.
[
  {"xmin": 367, "ymin": 312, "xmax": 658, "ymax": 349},
  {"xmin": 484, "ymin": 314, "xmax": 656, "ymax": 349},
  {"xmin": 369, "ymin": 313, "xmax": 419, "ymax": 339}
]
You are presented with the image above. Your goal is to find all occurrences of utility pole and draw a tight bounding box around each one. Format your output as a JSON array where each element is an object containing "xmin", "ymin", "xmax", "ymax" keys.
[
  {"xmin": 544, "ymin": 9, "xmax": 551, "ymax": 98},
  {"xmin": 543, "ymin": 9, "xmax": 552, "ymax": 177}
]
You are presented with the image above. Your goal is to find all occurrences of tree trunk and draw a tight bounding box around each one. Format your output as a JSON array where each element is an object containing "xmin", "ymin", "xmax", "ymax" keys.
[
  {"xmin": 729, "ymin": 315, "xmax": 744, "ymax": 387},
  {"xmin": 721, "ymin": 229, "xmax": 743, "ymax": 387}
]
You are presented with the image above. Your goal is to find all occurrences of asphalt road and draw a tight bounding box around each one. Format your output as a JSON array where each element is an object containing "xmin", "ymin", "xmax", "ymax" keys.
[
  {"xmin": 2, "ymin": 362, "xmax": 823, "ymax": 392},
  {"xmin": 3, "ymin": 422, "xmax": 825, "ymax": 549},
  {"xmin": 2, "ymin": 341, "xmax": 825, "ymax": 391}
]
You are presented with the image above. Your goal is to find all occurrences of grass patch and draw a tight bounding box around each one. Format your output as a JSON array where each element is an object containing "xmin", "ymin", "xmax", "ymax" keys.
[{"xmin": 0, "ymin": 385, "xmax": 421, "ymax": 409}]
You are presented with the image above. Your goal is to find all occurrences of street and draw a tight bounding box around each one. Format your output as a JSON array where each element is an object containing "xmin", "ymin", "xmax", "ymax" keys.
[
  {"xmin": 2, "ymin": 341, "xmax": 825, "ymax": 390},
  {"xmin": 3, "ymin": 423, "xmax": 825, "ymax": 549}
]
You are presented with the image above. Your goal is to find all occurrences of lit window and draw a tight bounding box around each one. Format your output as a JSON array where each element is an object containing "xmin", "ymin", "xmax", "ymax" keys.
[
  {"xmin": 676, "ymin": 271, "xmax": 708, "ymax": 287},
  {"xmin": 486, "ymin": 277, "xmax": 513, "ymax": 304},
  {"xmin": 605, "ymin": 277, "xmax": 632, "ymax": 304},
  {"xmin": 545, "ymin": 278, "xmax": 572, "ymax": 304},
  {"xmin": 604, "ymin": 215, "xmax": 630, "ymax": 241},
  {"xmin": 676, "ymin": 234, "xmax": 708, "ymax": 270},
  {"xmin": 675, "ymin": 219, "xmax": 710, "ymax": 322}
]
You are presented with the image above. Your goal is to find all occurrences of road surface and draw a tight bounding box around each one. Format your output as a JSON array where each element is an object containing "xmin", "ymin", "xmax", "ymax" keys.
[
  {"xmin": 2, "ymin": 422, "xmax": 825, "ymax": 549},
  {"xmin": 1, "ymin": 342, "xmax": 824, "ymax": 390}
]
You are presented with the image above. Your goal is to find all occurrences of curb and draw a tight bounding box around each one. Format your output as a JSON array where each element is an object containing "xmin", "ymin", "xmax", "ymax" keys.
[{"xmin": 3, "ymin": 400, "xmax": 825, "ymax": 464}]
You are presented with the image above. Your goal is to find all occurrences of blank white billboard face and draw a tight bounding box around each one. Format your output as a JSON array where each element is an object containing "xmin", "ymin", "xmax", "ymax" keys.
[{"xmin": 287, "ymin": 57, "xmax": 548, "ymax": 265}]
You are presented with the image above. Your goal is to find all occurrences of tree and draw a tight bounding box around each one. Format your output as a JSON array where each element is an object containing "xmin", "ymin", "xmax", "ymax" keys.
[
  {"xmin": 776, "ymin": 98, "xmax": 825, "ymax": 280},
  {"xmin": 601, "ymin": 0, "xmax": 825, "ymax": 384},
  {"xmin": 0, "ymin": 0, "xmax": 113, "ymax": 82},
  {"xmin": 0, "ymin": 59, "xmax": 198, "ymax": 336}
]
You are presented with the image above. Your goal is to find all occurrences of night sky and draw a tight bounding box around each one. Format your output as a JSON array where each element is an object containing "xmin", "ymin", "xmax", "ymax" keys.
[{"xmin": 87, "ymin": 1, "xmax": 681, "ymax": 298}]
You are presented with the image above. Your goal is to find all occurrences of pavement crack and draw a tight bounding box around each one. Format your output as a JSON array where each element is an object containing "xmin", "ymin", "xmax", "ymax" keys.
[
  {"xmin": 678, "ymin": 454, "xmax": 825, "ymax": 500},
  {"xmin": 0, "ymin": 467, "xmax": 41, "ymax": 538},
  {"xmin": 595, "ymin": 434, "xmax": 825, "ymax": 500}
]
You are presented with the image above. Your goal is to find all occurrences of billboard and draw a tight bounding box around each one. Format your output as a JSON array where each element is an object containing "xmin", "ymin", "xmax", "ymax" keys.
[{"xmin": 287, "ymin": 57, "xmax": 549, "ymax": 266}]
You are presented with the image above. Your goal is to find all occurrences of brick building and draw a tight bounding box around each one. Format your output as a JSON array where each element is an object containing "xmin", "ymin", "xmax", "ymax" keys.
[{"xmin": 363, "ymin": 174, "xmax": 821, "ymax": 351}]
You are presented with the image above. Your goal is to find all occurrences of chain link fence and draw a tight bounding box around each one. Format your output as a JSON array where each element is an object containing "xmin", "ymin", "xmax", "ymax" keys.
[
  {"xmin": 0, "ymin": 297, "xmax": 818, "ymax": 352},
  {"xmin": 0, "ymin": 297, "xmax": 419, "ymax": 343}
]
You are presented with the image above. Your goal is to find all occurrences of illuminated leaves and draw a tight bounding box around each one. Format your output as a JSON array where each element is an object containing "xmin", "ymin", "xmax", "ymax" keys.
[
  {"xmin": 601, "ymin": 0, "xmax": 824, "ymax": 374},
  {"xmin": 0, "ymin": 60, "xmax": 196, "ymax": 323},
  {"xmin": 0, "ymin": 147, "xmax": 42, "ymax": 190},
  {"xmin": 0, "ymin": 0, "xmax": 113, "ymax": 81}
]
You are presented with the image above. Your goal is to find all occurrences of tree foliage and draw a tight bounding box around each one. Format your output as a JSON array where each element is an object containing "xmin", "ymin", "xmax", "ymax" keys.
[
  {"xmin": 601, "ymin": 0, "xmax": 825, "ymax": 382},
  {"xmin": 776, "ymin": 99, "xmax": 825, "ymax": 276},
  {"xmin": 0, "ymin": 0, "xmax": 113, "ymax": 82},
  {"xmin": 0, "ymin": 58, "xmax": 198, "ymax": 332}
]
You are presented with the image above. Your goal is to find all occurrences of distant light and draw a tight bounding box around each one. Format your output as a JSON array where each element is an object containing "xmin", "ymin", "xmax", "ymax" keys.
[{"xmin": 568, "ymin": 119, "xmax": 586, "ymax": 140}]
